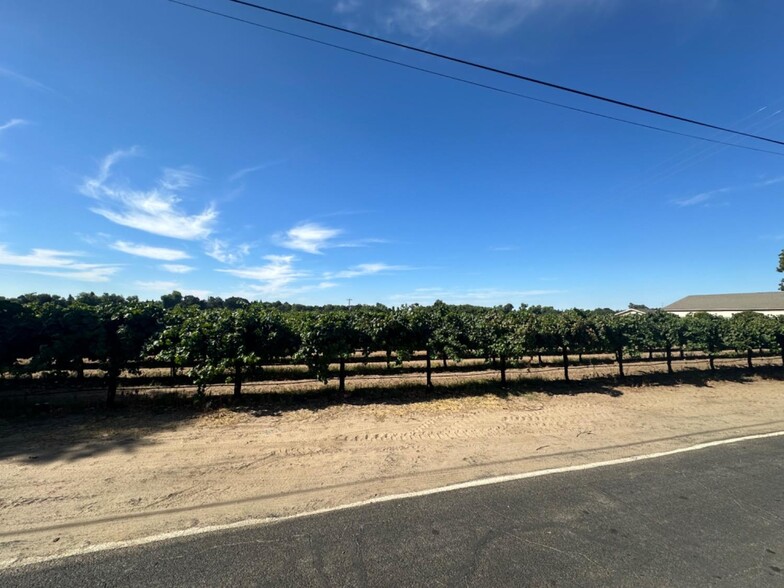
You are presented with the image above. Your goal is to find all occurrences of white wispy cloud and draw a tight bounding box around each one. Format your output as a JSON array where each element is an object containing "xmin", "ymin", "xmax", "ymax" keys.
[
  {"xmin": 325, "ymin": 262, "xmax": 410, "ymax": 279},
  {"xmin": 0, "ymin": 246, "xmax": 90, "ymax": 268},
  {"xmin": 0, "ymin": 245, "xmax": 119, "ymax": 282},
  {"xmin": 205, "ymin": 239, "xmax": 251, "ymax": 264},
  {"xmin": 159, "ymin": 167, "xmax": 202, "ymax": 191},
  {"xmin": 336, "ymin": 0, "xmax": 607, "ymax": 37},
  {"xmin": 0, "ymin": 66, "xmax": 55, "ymax": 93},
  {"xmin": 335, "ymin": 0, "xmax": 362, "ymax": 13},
  {"xmin": 160, "ymin": 263, "xmax": 195, "ymax": 274},
  {"xmin": 80, "ymin": 149, "xmax": 217, "ymax": 240},
  {"xmin": 0, "ymin": 119, "xmax": 28, "ymax": 134},
  {"xmin": 389, "ymin": 287, "xmax": 562, "ymax": 305},
  {"xmin": 217, "ymin": 254, "xmax": 307, "ymax": 296},
  {"xmin": 0, "ymin": 119, "xmax": 29, "ymax": 158},
  {"xmin": 135, "ymin": 280, "xmax": 180, "ymax": 291},
  {"xmin": 75, "ymin": 232, "xmax": 111, "ymax": 247},
  {"xmin": 333, "ymin": 237, "xmax": 389, "ymax": 249},
  {"xmin": 110, "ymin": 240, "xmax": 191, "ymax": 261},
  {"xmin": 674, "ymin": 192, "xmax": 715, "ymax": 207},
  {"xmin": 184, "ymin": 289, "xmax": 212, "ymax": 298},
  {"xmin": 756, "ymin": 176, "xmax": 784, "ymax": 188},
  {"xmin": 228, "ymin": 160, "xmax": 284, "ymax": 183},
  {"xmin": 216, "ymin": 253, "xmax": 410, "ymax": 298},
  {"xmin": 240, "ymin": 280, "xmax": 337, "ymax": 300},
  {"xmin": 135, "ymin": 282, "xmax": 212, "ymax": 299},
  {"xmin": 275, "ymin": 223, "xmax": 342, "ymax": 254},
  {"xmin": 674, "ymin": 175, "xmax": 784, "ymax": 207},
  {"xmin": 29, "ymin": 268, "xmax": 118, "ymax": 282}
]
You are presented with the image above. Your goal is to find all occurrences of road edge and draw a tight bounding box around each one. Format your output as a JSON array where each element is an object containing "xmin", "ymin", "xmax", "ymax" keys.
[{"xmin": 3, "ymin": 429, "xmax": 783, "ymax": 572}]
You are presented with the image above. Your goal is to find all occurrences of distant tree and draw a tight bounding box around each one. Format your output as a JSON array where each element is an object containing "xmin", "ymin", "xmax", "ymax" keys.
[
  {"xmin": 224, "ymin": 297, "xmax": 250, "ymax": 310},
  {"xmin": 182, "ymin": 295, "xmax": 203, "ymax": 308},
  {"xmin": 161, "ymin": 290, "xmax": 183, "ymax": 310},
  {"xmin": 778, "ymin": 249, "xmax": 784, "ymax": 291},
  {"xmin": 74, "ymin": 292, "xmax": 126, "ymax": 306},
  {"xmin": 204, "ymin": 296, "xmax": 225, "ymax": 309},
  {"xmin": 16, "ymin": 292, "xmax": 64, "ymax": 307}
]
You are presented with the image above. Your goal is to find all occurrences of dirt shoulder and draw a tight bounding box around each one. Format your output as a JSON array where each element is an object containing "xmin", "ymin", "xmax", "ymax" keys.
[{"xmin": 2, "ymin": 375, "xmax": 784, "ymax": 567}]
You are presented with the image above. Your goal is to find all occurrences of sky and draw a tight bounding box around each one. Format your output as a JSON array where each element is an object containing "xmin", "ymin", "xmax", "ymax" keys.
[{"xmin": 1, "ymin": 0, "xmax": 783, "ymax": 309}]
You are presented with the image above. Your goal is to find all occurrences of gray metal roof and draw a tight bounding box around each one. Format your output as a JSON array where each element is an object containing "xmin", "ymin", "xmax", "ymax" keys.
[{"xmin": 663, "ymin": 292, "xmax": 784, "ymax": 312}]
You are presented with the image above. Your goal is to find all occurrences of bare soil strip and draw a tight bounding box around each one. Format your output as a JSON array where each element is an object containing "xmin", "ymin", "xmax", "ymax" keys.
[
  {"xmin": 4, "ymin": 354, "xmax": 781, "ymax": 403},
  {"xmin": 2, "ymin": 376, "xmax": 784, "ymax": 566}
]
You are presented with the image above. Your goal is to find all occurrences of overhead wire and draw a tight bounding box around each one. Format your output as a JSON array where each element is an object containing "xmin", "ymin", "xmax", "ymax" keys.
[
  {"xmin": 218, "ymin": 0, "xmax": 784, "ymax": 148},
  {"xmin": 168, "ymin": 0, "xmax": 784, "ymax": 158},
  {"xmin": 625, "ymin": 109, "xmax": 784, "ymax": 194},
  {"xmin": 632, "ymin": 106, "xmax": 777, "ymax": 179},
  {"xmin": 611, "ymin": 106, "xmax": 784, "ymax": 197}
]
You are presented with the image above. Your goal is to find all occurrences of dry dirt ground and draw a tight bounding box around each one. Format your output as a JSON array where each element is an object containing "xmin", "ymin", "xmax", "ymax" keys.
[{"xmin": 2, "ymin": 373, "xmax": 784, "ymax": 568}]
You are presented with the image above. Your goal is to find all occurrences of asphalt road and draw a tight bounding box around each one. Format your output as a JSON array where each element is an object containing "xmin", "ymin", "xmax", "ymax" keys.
[{"xmin": 4, "ymin": 436, "xmax": 784, "ymax": 587}]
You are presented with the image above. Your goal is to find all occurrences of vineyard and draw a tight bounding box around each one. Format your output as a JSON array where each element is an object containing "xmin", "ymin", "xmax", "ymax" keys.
[{"xmin": 2, "ymin": 293, "xmax": 784, "ymax": 407}]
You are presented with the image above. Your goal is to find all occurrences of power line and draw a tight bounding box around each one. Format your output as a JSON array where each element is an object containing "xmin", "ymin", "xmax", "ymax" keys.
[
  {"xmin": 609, "ymin": 107, "xmax": 784, "ymax": 197},
  {"xmin": 221, "ymin": 0, "xmax": 784, "ymax": 148},
  {"xmin": 168, "ymin": 0, "xmax": 784, "ymax": 158}
]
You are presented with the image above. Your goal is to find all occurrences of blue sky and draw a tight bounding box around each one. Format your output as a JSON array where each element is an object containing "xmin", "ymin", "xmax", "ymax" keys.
[{"xmin": 1, "ymin": 0, "xmax": 783, "ymax": 309}]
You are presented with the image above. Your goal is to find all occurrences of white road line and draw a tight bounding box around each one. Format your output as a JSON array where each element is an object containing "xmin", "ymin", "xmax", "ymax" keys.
[{"xmin": 3, "ymin": 429, "xmax": 784, "ymax": 572}]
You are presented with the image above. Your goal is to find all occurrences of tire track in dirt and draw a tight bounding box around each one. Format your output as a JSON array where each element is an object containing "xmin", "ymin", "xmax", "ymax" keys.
[{"xmin": 329, "ymin": 403, "xmax": 623, "ymax": 444}]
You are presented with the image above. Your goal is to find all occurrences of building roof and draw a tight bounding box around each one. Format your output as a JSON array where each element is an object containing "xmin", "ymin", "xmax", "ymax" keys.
[
  {"xmin": 663, "ymin": 292, "xmax": 784, "ymax": 312},
  {"xmin": 614, "ymin": 308, "xmax": 652, "ymax": 316}
]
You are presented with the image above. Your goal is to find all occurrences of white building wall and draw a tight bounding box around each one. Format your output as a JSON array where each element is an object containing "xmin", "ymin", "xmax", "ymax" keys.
[{"xmin": 667, "ymin": 310, "xmax": 784, "ymax": 318}]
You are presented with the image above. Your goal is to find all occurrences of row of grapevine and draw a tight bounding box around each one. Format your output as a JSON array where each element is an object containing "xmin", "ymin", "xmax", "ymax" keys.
[{"xmin": 1, "ymin": 294, "xmax": 783, "ymax": 405}]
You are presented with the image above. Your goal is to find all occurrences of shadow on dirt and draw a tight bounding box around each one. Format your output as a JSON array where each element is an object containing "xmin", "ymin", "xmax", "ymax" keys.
[
  {"xmin": 0, "ymin": 402, "xmax": 199, "ymax": 464},
  {"xmin": 1, "ymin": 365, "xmax": 782, "ymax": 464}
]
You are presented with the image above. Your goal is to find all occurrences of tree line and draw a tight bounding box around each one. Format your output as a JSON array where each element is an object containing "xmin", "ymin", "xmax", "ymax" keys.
[{"xmin": 1, "ymin": 292, "xmax": 783, "ymax": 406}]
